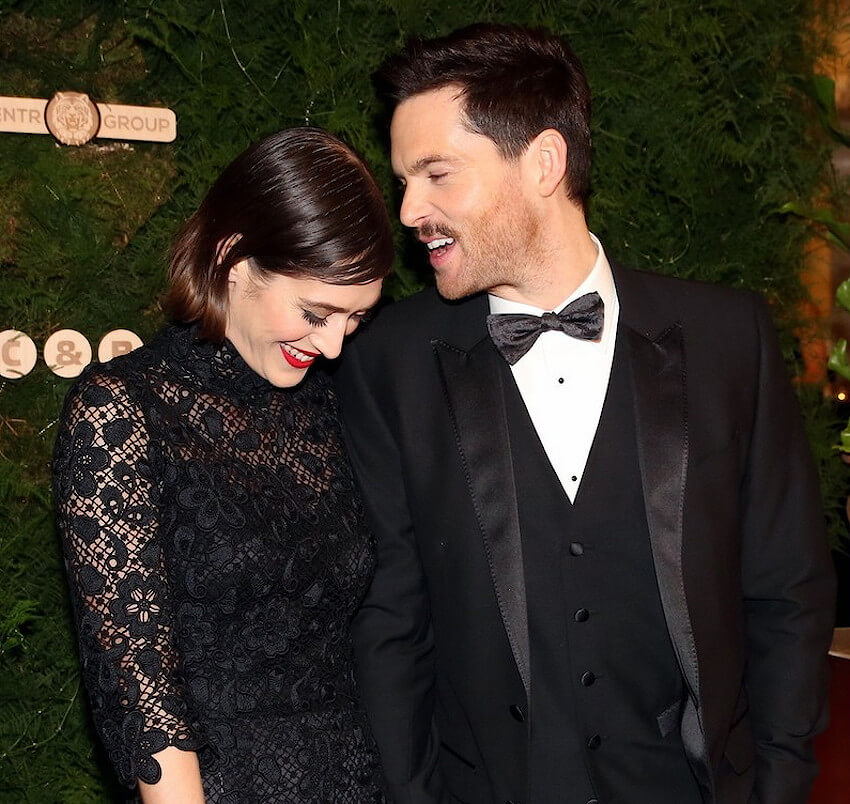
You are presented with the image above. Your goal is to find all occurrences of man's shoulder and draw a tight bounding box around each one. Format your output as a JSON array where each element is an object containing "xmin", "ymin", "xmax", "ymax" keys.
[
  {"xmin": 378, "ymin": 285, "xmax": 481, "ymax": 322},
  {"xmin": 613, "ymin": 262, "xmax": 760, "ymax": 325},
  {"xmin": 616, "ymin": 261, "xmax": 755, "ymax": 301},
  {"xmin": 352, "ymin": 286, "xmax": 486, "ymax": 350}
]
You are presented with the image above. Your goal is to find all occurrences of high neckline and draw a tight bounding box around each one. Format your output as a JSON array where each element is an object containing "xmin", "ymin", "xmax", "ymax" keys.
[{"xmin": 155, "ymin": 324, "xmax": 279, "ymax": 401}]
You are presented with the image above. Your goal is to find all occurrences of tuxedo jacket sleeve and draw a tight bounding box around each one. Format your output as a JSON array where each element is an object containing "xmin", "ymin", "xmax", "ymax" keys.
[
  {"xmin": 737, "ymin": 296, "xmax": 835, "ymax": 802},
  {"xmin": 618, "ymin": 270, "xmax": 835, "ymax": 803},
  {"xmin": 334, "ymin": 334, "xmax": 447, "ymax": 804}
]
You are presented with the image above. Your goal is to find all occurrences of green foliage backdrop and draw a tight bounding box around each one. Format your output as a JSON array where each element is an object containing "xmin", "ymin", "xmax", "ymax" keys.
[{"xmin": 0, "ymin": 0, "xmax": 844, "ymax": 799}]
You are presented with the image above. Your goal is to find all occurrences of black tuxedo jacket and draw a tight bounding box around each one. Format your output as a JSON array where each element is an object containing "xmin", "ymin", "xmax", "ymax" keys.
[{"xmin": 334, "ymin": 264, "xmax": 835, "ymax": 804}]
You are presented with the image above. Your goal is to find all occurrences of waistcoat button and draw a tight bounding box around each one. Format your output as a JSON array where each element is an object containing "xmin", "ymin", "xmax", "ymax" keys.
[
  {"xmin": 581, "ymin": 671, "xmax": 596, "ymax": 687},
  {"xmin": 574, "ymin": 607, "xmax": 590, "ymax": 622},
  {"xmin": 569, "ymin": 541, "xmax": 584, "ymax": 556},
  {"xmin": 587, "ymin": 734, "xmax": 602, "ymax": 750}
]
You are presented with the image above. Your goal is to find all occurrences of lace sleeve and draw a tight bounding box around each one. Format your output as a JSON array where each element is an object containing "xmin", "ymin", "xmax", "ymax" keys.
[{"xmin": 52, "ymin": 369, "xmax": 198, "ymax": 788}]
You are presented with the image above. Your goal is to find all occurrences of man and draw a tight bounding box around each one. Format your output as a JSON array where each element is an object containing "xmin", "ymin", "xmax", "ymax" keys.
[{"xmin": 335, "ymin": 23, "xmax": 835, "ymax": 804}]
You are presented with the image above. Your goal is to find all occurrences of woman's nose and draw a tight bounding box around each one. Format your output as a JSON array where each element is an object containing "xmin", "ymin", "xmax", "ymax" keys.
[{"xmin": 311, "ymin": 318, "xmax": 347, "ymax": 360}]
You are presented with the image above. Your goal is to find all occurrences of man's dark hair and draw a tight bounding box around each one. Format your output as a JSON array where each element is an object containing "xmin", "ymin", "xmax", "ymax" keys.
[
  {"xmin": 376, "ymin": 23, "xmax": 592, "ymax": 211},
  {"xmin": 166, "ymin": 127, "xmax": 394, "ymax": 341}
]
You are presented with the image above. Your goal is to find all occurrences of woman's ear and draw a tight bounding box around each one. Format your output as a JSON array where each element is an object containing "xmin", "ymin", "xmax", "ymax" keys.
[{"xmin": 226, "ymin": 258, "xmax": 253, "ymax": 292}]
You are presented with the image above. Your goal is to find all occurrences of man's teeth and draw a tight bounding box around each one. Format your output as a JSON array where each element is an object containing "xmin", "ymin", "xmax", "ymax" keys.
[{"xmin": 426, "ymin": 237, "xmax": 455, "ymax": 251}]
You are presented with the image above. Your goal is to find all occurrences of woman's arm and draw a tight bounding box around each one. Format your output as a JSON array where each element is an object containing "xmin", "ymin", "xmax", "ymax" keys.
[
  {"xmin": 138, "ymin": 747, "xmax": 205, "ymax": 803},
  {"xmin": 53, "ymin": 369, "xmax": 201, "ymax": 794}
]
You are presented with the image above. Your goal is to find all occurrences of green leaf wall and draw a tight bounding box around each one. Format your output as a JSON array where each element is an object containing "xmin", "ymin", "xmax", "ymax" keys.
[{"xmin": 0, "ymin": 1, "xmax": 844, "ymax": 799}]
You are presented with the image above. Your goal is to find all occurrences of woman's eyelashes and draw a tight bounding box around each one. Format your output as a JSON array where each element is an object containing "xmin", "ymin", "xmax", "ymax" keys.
[
  {"xmin": 301, "ymin": 309, "xmax": 328, "ymax": 327},
  {"xmin": 300, "ymin": 309, "xmax": 372, "ymax": 328}
]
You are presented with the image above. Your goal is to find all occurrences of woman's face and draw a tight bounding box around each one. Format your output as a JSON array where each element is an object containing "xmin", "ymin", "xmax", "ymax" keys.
[{"xmin": 225, "ymin": 260, "xmax": 382, "ymax": 388}]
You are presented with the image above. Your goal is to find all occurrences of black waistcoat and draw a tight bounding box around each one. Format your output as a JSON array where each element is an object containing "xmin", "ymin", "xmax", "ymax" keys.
[{"xmin": 502, "ymin": 329, "xmax": 701, "ymax": 804}]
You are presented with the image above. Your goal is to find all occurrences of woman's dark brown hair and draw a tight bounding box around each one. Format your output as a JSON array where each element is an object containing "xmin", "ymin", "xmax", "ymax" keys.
[
  {"xmin": 376, "ymin": 23, "xmax": 592, "ymax": 213},
  {"xmin": 166, "ymin": 127, "xmax": 394, "ymax": 340}
]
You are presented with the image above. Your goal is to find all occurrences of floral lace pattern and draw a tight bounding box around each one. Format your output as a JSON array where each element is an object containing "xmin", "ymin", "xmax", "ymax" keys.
[{"xmin": 53, "ymin": 325, "xmax": 386, "ymax": 801}]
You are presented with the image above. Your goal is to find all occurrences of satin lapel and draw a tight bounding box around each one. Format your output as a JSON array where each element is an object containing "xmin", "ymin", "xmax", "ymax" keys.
[
  {"xmin": 626, "ymin": 320, "xmax": 711, "ymax": 792},
  {"xmin": 432, "ymin": 336, "xmax": 530, "ymax": 695}
]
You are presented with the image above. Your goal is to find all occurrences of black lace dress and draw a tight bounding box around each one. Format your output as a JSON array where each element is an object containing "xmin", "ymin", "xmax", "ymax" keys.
[{"xmin": 53, "ymin": 325, "xmax": 387, "ymax": 802}]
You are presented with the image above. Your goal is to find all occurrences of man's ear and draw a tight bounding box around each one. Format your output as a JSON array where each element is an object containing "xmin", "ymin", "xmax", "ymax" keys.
[{"xmin": 529, "ymin": 129, "xmax": 568, "ymax": 198}]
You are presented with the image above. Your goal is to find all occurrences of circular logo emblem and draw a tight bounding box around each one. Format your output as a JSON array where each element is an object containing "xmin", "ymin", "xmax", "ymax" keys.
[
  {"xmin": 0, "ymin": 330, "xmax": 38, "ymax": 379},
  {"xmin": 44, "ymin": 91, "xmax": 100, "ymax": 146},
  {"xmin": 44, "ymin": 329, "xmax": 92, "ymax": 378},
  {"xmin": 98, "ymin": 329, "xmax": 143, "ymax": 363}
]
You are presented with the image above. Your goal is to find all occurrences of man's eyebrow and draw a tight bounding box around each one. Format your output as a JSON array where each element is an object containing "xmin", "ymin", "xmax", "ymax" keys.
[{"xmin": 405, "ymin": 154, "xmax": 461, "ymax": 174}]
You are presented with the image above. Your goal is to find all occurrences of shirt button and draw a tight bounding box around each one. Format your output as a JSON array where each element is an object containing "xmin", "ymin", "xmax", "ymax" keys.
[
  {"xmin": 569, "ymin": 542, "xmax": 584, "ymax": 556},
  {"xmin": 571, "ymin": 475, "xmax": 578, "ymax": 482},
  {"xmin": 558, "ymin": 377, "xmax": 564, "ymax": 384},
  {"xmin": 574, "ymin": 608, "xmax": 590, "ymax": 622},
  {"xmin": 581, "ymin": 671, "xmax": 596, "ymax": 687},
  {"xmin": 509, "ymin": 704, "xmax": 525, "ymax": 722},
  {"xmin": 587, "ymin": 734, "xmax": 602, "ymax": 750}
]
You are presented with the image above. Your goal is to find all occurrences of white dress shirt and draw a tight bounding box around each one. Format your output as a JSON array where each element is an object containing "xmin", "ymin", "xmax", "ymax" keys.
[{"xmin": 488, "ymin": 234, "xmax": 619, "ymax": 503}]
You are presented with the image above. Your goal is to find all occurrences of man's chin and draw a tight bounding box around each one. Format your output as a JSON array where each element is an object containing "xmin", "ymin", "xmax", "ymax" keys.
[
  {"xmin": 435, "ymin": 273, "xmax": 483, "ymax": 301},
  {"xmin": 435, "ymin": 285, "xmax": 464, "ymax": 301}
]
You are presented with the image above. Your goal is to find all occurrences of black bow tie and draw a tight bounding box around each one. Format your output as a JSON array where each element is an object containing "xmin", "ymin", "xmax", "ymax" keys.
[{"xmin": 486, "ymin": 291, "xmax": 605, "ymax": 365}]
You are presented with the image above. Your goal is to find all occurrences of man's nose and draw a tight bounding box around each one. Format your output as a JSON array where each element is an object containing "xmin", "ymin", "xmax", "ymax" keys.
[{"xmin": 399, "ymin": 183, "xmax": 427, "ymax": 228}]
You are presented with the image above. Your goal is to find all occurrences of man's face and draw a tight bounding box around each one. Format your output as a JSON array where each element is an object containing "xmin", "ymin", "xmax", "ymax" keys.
[{"xmin": 390, "ymin": 86, "xmax": 540, "ymax": 299}]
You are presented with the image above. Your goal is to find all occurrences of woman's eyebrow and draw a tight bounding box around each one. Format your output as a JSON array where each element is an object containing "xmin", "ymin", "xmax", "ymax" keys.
[{"xmin": 298, "ymin": 299, "xmax": 348, "ymax": 314}]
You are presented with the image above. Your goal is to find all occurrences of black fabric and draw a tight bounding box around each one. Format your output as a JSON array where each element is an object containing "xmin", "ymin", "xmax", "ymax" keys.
[
  {"xmin": 503, "ymin": 375, "xmax": 593, "ymax": 803},
  {"xmin": 502, "ymin": 330, "xmax": 701, "ymax": 803},
  {"xmin": 53, "ymin": 325, "xmax": 387, "ymax": 803},
  {"xmin": 433, "ymin": 337, "xmax": 530, "ymax": 695},
  {"xmin": 486, "ymin": 291, "xmax": 604, "ymax": 365},
  {"xmin": 625, "ymin": 321, "xmax": 711, "ymax": 793},
  {"xmin": 334, "ymin": 266, "xmax": 835, "ymax": 804}
]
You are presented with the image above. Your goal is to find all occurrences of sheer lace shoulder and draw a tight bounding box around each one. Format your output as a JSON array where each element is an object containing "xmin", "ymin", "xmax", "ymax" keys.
[{"xmin": 54, "ymin": 364, "xmax": 198, "ymax": 787}]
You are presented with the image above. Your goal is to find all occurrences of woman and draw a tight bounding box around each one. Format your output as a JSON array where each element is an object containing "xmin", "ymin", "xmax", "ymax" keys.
[{"xmin": 53, "ymin": 127, "xmax": 394, "ymax": 802}]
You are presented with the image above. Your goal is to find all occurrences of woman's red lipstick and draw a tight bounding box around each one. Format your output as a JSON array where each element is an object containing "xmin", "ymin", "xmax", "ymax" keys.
[{"xmin": 280, "ymin": 344, "xmax": 320, "ymax": 369}]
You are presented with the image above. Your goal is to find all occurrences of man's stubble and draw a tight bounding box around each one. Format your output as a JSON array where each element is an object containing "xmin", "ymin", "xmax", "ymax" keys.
[{"xmin": 435, "ymin": 174, "xmax": 545, "ymax": 302}]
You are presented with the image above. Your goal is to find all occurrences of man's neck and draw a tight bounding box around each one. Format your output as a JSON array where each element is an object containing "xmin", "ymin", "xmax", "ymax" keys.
[{"xmin": 489, "ymin": 222, "xmax": 598, "ymax": 310}]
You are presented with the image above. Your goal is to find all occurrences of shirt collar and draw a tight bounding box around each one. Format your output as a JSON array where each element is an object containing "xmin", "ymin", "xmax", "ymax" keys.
[{"xmin": 487, "ymin": 233, "xmax": 617, "ymax": 322}]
